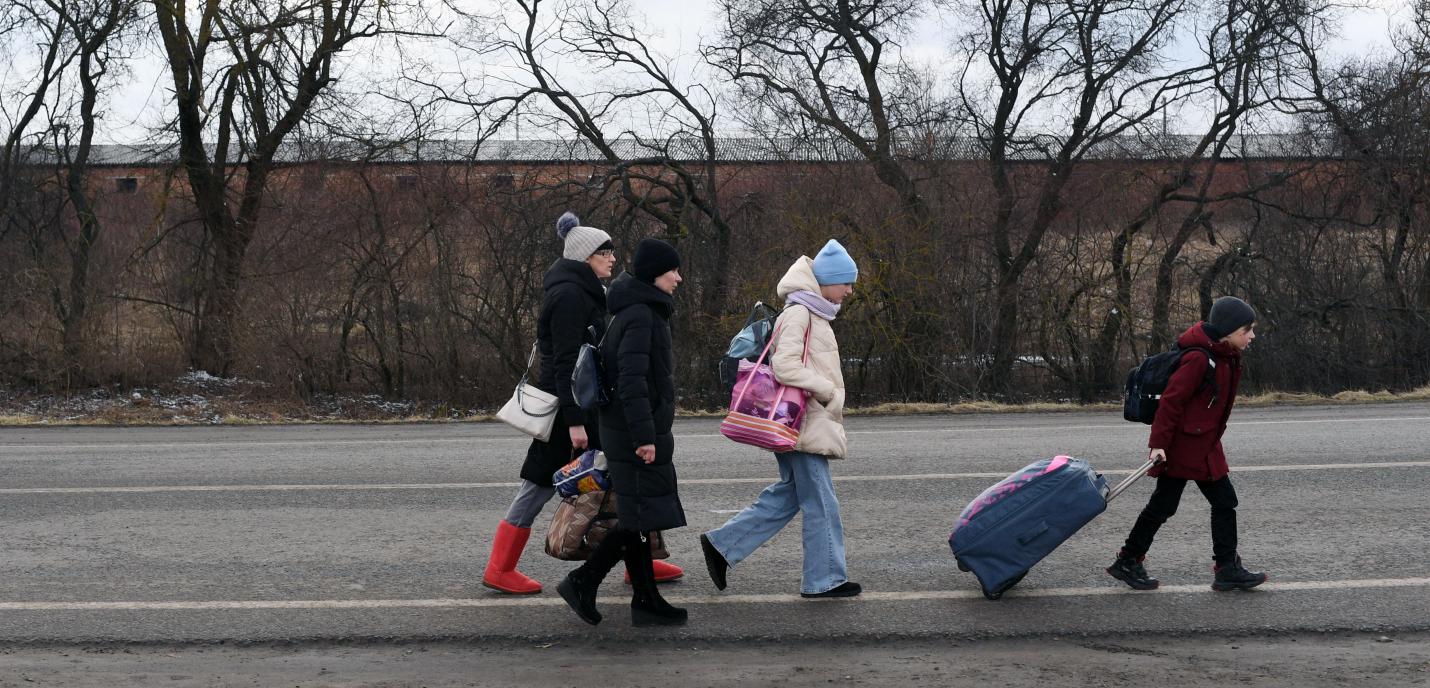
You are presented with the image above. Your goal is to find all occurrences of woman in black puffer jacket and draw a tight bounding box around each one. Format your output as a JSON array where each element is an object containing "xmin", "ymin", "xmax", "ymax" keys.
[
  {"xmin": 483, "ymin": 212, "xmax": 633, "ymax": 595},
  {"xmin": 557, "ymin": 238, "xmax": 688, "ymax": 627}
]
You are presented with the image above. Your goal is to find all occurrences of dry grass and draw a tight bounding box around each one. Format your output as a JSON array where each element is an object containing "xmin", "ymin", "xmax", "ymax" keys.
[
  {"xmin": 0, "ymin": 412, "xmax": 489, "ymax": 427},
  {"xmin": 1238, "ymin": 385, "xmax": 1430, "ymax": 407},
  {"xmin": 0, "ymin": 414, "xmax": 44, "ymax": 426},
  {"xmin": 848, "ymin": 400, "xmax": 1120, "ymax": 415}
]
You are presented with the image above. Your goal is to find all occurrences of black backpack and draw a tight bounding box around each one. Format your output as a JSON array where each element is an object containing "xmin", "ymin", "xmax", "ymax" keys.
[
  {"xmin": 572, "ymin": 325, "xmax": 609, "ymax": 412},
  {"xmin": 1122, "ymin": 345, "xmax": 1218, "ymax": 424}
]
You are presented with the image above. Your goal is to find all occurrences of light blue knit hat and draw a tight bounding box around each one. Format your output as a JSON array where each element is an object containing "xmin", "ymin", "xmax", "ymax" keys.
[{"xmin": 812, "ymin": 239, "xmax": 857, "ymax": 285}]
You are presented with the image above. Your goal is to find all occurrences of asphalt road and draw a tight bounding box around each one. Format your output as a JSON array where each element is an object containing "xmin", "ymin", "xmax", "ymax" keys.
[{"xmin": 1, "ymin": 402, "xmax": 1427, "ymax": 651}]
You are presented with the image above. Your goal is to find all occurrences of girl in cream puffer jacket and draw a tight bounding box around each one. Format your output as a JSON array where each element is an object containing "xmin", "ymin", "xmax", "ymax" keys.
[
  {"xmin": 769, "ymin": 256, "xmax": 848, "ymax": 459},
  {"xmin": 699, "ymin": 240, "xmax": 862, "ymax": 599}
]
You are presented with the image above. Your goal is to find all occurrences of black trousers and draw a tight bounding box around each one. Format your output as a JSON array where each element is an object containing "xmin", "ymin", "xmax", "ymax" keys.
[{"xmin": 1122, "ymin": 475, "xmax": 1239, "ymax": 565}]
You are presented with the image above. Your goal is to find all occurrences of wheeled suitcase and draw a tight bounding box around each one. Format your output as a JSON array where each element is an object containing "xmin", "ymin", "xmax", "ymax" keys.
[{"xmin": 949, "ymin": 455, "xmax": 1153, "ymax": 599}]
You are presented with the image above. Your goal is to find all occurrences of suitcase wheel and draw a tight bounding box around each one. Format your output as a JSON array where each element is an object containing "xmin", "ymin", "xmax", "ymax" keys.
[{"xmin": 984, "ymin": 570, "xmax": 1029, "ymax": 601}]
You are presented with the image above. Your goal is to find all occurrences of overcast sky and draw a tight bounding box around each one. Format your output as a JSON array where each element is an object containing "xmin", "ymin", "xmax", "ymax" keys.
[{"xmin": 89, "ymin": 0, "xmax": 1417, "ymax": 144}]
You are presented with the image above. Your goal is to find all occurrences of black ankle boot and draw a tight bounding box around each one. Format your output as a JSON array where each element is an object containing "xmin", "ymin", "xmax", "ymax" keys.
[
  {"xmin": 557, "ymin": 568, "xmax": 603, "ymax": 625},
  {"xmin": 1107, "ymin": 554, "xmax": 1160, "ymax": 590},
  {"xmin": 1212, "ymin": 556, "xmax": 1267, "ymax": 591},
  {"xmin": 631, "ymin": 586, "xmax": 689, "ymax": 626},
  {"xmin": 628, "ymin": 533, "xmax": 687, "ymax": 627}
]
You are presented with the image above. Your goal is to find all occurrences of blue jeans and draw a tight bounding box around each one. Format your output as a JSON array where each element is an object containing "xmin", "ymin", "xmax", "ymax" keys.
[{"xmin": 704, "ymin": 451, "xmax": 848, "ymax": 594}]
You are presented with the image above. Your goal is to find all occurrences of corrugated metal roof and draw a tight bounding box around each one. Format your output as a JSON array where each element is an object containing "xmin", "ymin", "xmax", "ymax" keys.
[{"xmin": 34, "ymin": 133, "xmax": 1338, "ymax": 167}]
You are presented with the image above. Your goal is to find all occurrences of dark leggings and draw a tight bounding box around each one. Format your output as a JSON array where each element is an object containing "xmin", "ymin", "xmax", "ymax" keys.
[{"xmin": 1122, "ymin": 475, "xmax": 1239, "ymax": 565}]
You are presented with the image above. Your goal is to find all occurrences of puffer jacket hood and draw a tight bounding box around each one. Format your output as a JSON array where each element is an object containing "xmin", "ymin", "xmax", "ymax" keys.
[
  {"xmin": 606, "ymin": 271, "xmax": 674, "ymax": 320},
  {"xmin": 776, "ymin": 256, "xmax": 821, "ymax": 301},
  {"xmin": 542, "ymin": 258, "xmax": 605, "ymax": 302},
  {"xmin": 1177, "ymin": 321, "xmax": 1242, "ymax": 363}
]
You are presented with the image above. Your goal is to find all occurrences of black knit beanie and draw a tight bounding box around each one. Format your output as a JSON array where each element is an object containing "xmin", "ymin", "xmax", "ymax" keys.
[
  {"xmin": 631, "ymin": 238, "xmax": 680, "ymax": 283},
  {"xmin": 1204, "ymin": 296, "xmax": 1257, "ymax": 340}
]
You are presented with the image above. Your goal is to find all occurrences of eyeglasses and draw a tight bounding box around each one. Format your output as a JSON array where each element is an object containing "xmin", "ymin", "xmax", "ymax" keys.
[{"xmin": 593, "ymin": 249, "xmax": 616, "ymax": 257}]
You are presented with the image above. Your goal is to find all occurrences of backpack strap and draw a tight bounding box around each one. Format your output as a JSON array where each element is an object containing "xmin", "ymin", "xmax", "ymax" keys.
[{"xmin": 1177, "ymin": 346, "xmax": 1219, "ymax": 407}]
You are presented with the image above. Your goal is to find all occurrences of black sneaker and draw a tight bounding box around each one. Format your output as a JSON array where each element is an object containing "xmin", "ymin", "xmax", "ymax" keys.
[
  {"xmin": 801, "ymin": 581, "xmax": 862, "ymax": 599},
  {"xmin": 1212, "ymin": 557, "xmax": 1268, "ymax": 592},
  {"xmin": 699, "ymin": 534, "xmax": 728, "ymax": 591},
  {"xmin": 1107, "ymin": 556, "xmax": 1160, "ymax": 590}
]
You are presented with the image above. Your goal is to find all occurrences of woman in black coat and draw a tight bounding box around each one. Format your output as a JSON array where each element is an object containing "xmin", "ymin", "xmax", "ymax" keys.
[
  {"xmin": 557, "ymin": 238, "xmax": 688, "ymax": 627},
  {"xmin": 482, "ymin": 212, "xmax": 615, "ymax": 595}
]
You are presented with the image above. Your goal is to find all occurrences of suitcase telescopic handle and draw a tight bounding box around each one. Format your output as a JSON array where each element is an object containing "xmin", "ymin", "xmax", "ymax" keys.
[{"xmin": 1105, "ymin": 458, "xmax": 1160, "ymax": 503}]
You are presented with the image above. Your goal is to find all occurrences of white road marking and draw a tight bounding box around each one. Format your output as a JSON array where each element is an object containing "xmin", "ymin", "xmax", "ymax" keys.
[
  {"xmin": 685, "ymin": 415, "xmax": 1430, "ymax": 438},
  {"xmin": 0, "ymin": 577, "xmax": 1424, "ymax": 610},
  {"xmin": 4, "ymin": 415, "xmax": 1430, "ymax": 451},
  {"xmin": 0, "ymin": 437, "xmax": 525, "ymax": 451},
  {"xmin": 2, "ymin": 460, "xmax": 1427, "ymax": 494},
  {"xmin": 0, "ymin": 482, "xmax": 524, "ymax": 494},
  {"xmin": 835, "ymin": 460, "xmax": 1430, "ymax": 483}
]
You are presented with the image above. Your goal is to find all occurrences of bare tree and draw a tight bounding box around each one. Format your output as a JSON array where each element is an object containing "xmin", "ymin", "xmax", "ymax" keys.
[
  {"xmin": 150, "ymin": 0, "xmax": 432, "ymax": 376},
  {"xmin": 706, "ymin": 0, "xmax": 955, "ymax": 399},
  {"xmin": 708, "ymin": 0, "xmax": 946, "ymax": 219},
  {"xmin": 50, "ymin": 0, "xmax": 142, "ymax": 374},
  {"xmin": 434, "ymin": 0, "xmax": 746, "ymax": 395},
  {"xmin": 955, "ymin": 0, "xmax": 1211, "ymax": 395},
  {"xmin": 1131, "ymin": 0, "xmax": 1336, "ymax": 353},
  {"xmin": 1282, "ymin": 1, "xmax": 1430, "ymax": 382},
  {"xmin": 448, "ymin": 0, "xmax": 738, "ymax": 308},
  {"xmin": 0, "ymin": 1, "xmax": 77, "ymax": 230},
  {"xmin": 0, "ymin": 0, "xmax": 141, "ymax": 383},
  {"xmin": 1022, "ymin": 0, "xmax": 1320, "ymax": 400}
]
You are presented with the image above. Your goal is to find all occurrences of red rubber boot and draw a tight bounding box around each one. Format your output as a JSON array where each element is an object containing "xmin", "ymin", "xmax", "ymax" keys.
[{"xmin": 624, "ymin": 559, "xmax": 684, "ymax": 585}]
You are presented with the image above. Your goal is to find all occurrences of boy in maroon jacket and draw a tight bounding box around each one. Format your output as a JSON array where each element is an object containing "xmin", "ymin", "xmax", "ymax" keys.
[{"xmin": 1108, "ymin": 296, "xmax": 1269, "ymax": 592}]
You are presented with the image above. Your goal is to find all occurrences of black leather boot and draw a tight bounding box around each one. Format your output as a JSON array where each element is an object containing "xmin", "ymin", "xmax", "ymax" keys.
[
  {"xmin": 1212, "ymin": 556, "xmax": 1268, "ymax": 591},
  {"xmin": 628, "ymin": 532, "xmax": 688, "ymax": 626},
  {"xmin": 1107, "ymin": 554, "xmax": 1160, "ymax": 590}
]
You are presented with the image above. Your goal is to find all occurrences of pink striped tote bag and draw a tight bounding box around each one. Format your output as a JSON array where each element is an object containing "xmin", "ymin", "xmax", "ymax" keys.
[{"xmin": 719, "ymin": 321, "xmax": 810, "ymax": 452}]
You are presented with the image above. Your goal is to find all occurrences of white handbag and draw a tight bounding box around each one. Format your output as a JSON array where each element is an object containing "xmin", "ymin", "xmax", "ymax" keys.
[{"xmin": 497, "ymin": 343, "xmax": 559, "ymax": 441}]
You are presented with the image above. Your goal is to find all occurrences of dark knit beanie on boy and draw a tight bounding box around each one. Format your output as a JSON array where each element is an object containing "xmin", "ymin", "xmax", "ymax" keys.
[
  {"xmin": 1204, "ymin": 296, "xmax": 1257, "ymax": 340},
  {"xmin": 632, "ymin": 238, "xmax": 680, "ymax": 283}
]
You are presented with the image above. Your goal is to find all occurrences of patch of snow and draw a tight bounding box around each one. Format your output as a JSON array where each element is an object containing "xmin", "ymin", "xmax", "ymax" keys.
[{"xmin": 176, "ymin": 370, "xmax": 238, "ymax": 388}]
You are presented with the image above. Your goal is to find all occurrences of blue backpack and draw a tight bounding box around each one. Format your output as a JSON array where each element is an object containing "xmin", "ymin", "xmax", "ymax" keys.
[{"xmin": 718, "ymin": 301, "xmax": 781, "ymax": 392}]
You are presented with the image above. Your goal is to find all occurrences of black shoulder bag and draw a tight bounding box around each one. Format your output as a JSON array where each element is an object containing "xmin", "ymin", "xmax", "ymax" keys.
[{"xmin": 571, "ymin": 324, "xmax": 609, "ymax": 412}]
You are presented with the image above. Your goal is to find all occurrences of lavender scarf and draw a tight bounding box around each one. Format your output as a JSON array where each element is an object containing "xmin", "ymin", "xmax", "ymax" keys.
[{"xmin": 787, "ymin": 290, "xmax": 839, "ymax": 321}]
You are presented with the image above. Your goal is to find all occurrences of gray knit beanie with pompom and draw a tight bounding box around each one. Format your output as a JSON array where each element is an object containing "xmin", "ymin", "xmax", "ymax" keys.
[{"xmin": 557, "ymin": 211, "xmax": 614, "ymax": 261}]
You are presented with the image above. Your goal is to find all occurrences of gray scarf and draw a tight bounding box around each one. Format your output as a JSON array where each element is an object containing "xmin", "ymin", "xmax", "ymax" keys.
[{"xmin": 786, "ymin": 290, "xmax": 839, "ymax": 321}]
